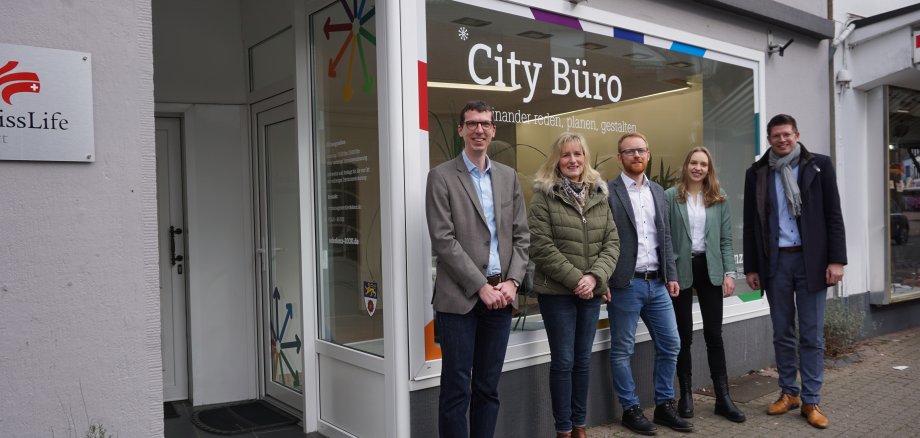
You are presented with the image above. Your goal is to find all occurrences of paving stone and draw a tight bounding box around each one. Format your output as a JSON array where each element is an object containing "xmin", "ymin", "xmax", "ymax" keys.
[{"xmin": 587, "ymin": 327, "xmax": 920, "ymax": 437}]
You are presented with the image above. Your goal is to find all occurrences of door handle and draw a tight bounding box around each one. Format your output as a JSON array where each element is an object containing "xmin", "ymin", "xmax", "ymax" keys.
[{"xmin": 169, "ymin": 226, "xmax": 184, "ymax": 265}]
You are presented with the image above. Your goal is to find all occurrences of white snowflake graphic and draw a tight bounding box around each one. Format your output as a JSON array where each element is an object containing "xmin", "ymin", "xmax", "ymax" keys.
[{"xmin": 458, "ymin": 26, "xmax": 469, "ymax": 41}]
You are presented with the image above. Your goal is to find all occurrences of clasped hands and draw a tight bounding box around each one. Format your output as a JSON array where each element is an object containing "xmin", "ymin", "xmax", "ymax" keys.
[
  {"xmin": 573, "ymin": 274, "xmax": 597, "ymax": 299},
  {"xmin": 478, "ymin": 280, "xmax": 517, "ymax": 310}
]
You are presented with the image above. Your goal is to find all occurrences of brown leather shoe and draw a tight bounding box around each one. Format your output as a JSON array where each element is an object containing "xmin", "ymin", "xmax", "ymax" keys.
[
  {"xmin": 556, "ymin": 432, "xmax": 572, "ymax": 438},
  {"xmin": 572, "ymin": 425, "xmax": 587, "ymax": 438},
  {"xmin": 767, "ymin": 393, "xmax": 801, "ymax": 415},
  {"xmin": 801, "ymin": 403, "xmax": 828, "ymax": 429}
]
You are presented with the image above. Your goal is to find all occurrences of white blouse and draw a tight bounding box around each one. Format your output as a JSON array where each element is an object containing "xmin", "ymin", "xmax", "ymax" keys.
[{"xmin": 687, "ymin": 192, "xmax": 706, "ymax": 254}]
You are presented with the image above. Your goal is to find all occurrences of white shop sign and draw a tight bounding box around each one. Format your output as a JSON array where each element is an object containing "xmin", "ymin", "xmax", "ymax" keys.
[{"xmin": 0, "ymin": 43, "xmax": 94, "ymax": 162}]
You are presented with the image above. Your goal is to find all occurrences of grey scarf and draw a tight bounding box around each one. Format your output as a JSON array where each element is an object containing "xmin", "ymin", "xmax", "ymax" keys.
[{"xmin": 768, "ymin": 143, "xmax": 802, "ymax": 217}]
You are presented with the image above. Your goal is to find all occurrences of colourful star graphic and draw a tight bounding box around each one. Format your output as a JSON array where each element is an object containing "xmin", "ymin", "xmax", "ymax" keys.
[{"xmin": 324, "ymin": 0, "xmax": 376, "ymax": 102}]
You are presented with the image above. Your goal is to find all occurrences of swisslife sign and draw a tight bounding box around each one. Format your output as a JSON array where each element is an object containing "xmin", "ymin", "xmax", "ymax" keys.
[{"xmin": 0, "ymin": 43, "xmax": 94, "ymax": 162}]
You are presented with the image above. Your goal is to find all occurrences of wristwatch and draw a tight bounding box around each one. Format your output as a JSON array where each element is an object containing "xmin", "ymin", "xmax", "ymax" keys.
[{"xmin": 510, "ymin": 278, "xmax": 520, "ymax": 288}]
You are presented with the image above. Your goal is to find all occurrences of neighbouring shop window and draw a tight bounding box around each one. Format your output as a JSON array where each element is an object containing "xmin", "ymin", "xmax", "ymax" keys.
[
  {"xmin": 311, "ymin": 0, "xmax": 384, "ymax": 356},
  {"xmin": 887, "ymin": 86, "xmax": 920, "ymax": 301},
  {"xmin": 424, "ymin": 0, "xmax": 757, "ymax": 357}
]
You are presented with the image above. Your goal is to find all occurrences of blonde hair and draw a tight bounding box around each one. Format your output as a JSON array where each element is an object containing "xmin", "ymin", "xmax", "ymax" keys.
[
  {"xmin": 534, "ymin": 132, "xmax": 603, "ymax": 187},
  {"xmin": 675, "ymin": 146, "xmax": 726, "ymax": 207}
]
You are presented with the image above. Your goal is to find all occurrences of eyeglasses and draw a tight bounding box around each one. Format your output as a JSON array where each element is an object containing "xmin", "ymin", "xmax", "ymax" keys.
[
  {"xmin": 769, "ymin": 132, "xmax": 797, "ymax": 141},
  {"xmin": 619, "ymin": 148, "xmax": 648, "ymax": 157},
  {"xmin": 463, "ymin": 120, "xmax": 494, "ymax": 130}
]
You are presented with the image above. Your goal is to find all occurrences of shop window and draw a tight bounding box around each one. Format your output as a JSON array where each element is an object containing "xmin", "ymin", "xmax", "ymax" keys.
[
  {"xmin": 311, "ymin": 0, "xmax": 384, "ymax": 356},
  {"xmin": 423, "ymin": 0, "xmax": 757, "ymax": 359},
  {"xmin": 887, "ymin": 86, "xmax": 920, "ymax": 302}
]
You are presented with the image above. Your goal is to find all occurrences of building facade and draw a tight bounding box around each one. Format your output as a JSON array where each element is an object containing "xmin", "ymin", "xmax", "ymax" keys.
[{"xmin": 1, "ymin": 0, "xmax": 917, "ymax": 437}]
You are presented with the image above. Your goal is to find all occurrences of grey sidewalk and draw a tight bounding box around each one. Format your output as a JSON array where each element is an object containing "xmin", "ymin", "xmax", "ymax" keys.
[{"xmin": 587, "ymin": 327, "xmax": 920, "ymax": 437}]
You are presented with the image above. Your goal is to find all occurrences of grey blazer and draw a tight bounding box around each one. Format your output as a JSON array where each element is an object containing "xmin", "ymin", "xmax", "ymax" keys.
[
  {"xmin": 606, "ymin": 175, "xmax": 677, "ymax": 289},
  {"xmin": 426, "ymin": 154, "xmax": 530, "ymax": 314}
]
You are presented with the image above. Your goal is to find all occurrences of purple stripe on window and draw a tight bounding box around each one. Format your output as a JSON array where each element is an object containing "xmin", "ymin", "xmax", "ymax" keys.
[{"xmin": 530, "ymin": 8, "xmax": 583, "ymax": 30}]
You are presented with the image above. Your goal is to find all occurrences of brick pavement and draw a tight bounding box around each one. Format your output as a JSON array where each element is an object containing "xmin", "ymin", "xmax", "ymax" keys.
[{"xmin": 587, "ymin": 327, "xmax": 920, "ymax": 437}]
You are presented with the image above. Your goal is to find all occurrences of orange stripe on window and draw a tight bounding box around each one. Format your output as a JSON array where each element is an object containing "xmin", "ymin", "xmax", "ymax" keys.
[{"xmin": 424, "ymin": 319, "xmax": 441, "ymax": 360}]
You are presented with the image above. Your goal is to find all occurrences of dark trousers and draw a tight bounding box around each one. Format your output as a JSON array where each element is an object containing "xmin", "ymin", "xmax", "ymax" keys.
[
  {"xmin": 437, "ymin": 300, "xmax": 512, "ymax": 438},
  {"xmin": 672, "ymin": 254, "xmax": 727, "ymax": 379}
]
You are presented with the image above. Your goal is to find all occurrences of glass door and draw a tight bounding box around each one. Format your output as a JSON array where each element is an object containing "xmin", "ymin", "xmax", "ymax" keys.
[{"xmin": 255, "ymin": 97, "xmax": 305, "ymax": 410}]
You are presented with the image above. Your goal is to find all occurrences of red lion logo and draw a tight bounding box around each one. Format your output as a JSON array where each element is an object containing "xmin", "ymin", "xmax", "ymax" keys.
[{"xmin": 0, "ymin": 61, "xmax": 41, "ymax": 105}]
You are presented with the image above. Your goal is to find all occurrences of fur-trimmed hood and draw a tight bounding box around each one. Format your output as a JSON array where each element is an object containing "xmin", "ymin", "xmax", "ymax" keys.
[{"xmin": 532, "ymin": 176, "xmax": 609, "ymax": 197}]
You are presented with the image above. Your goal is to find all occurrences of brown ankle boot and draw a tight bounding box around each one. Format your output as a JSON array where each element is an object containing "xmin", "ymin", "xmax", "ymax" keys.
[{"xmin": 572, "ymin": 425, "xmax": 587, "ymax": 438}]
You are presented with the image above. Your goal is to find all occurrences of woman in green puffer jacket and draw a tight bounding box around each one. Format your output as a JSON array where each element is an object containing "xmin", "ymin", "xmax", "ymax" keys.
[{"xmin": 528, "ymin": 132, "xmax": 619, "ymax": 438}]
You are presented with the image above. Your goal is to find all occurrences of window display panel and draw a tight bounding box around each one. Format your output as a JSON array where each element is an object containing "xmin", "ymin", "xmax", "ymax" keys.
[
  {"xmin": 887, "ymin": 86, "xmax": 920, "ymax": 301},
  {"xmin": 424, "ymin": 0, "xmax": 757, "ymax": 358},
  {"xmin": 311, "ymin": 0, "xmax": 384, "ymax": 356}
]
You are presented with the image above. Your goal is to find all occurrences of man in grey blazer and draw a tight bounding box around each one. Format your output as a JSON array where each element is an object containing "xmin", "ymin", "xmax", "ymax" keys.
[
  {"xmin": 425, "ymin": 100, "xmax": 529, "ymax": 438},
  {"xmin": 606, "ymin": 132, "xmax": 691, "ymax": 435}
]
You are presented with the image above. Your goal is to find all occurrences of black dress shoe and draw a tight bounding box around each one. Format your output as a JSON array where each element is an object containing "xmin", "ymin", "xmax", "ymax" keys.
[
  {"xmin": 653, "ymin": 400, "xmax": 693, "ymax": 432},
  {"xmin": 622, "ymin": 405, "xmax": 657, "ymax": 436}
]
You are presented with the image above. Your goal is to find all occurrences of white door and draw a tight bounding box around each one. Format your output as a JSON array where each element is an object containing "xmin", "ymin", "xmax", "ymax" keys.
[
  {"xmin": 156, "ymin": 117, "xmax": 189, "ymax": 402},
  {"xmin": 253, "ymin": 95, "xmax": 305, "ymax": 411}
]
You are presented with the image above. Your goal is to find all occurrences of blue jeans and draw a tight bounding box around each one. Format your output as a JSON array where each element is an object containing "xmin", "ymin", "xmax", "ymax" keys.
[
  {"xmin": 437, "ymin": 300, "xmax": 512, "ymax": 438},
  {"xmin": 766, "ymin": 251, "xmax": 826, "ymax": 404},
  {"xmin": 608, "ymin": 278, "xmax": 681, "ymax": 409},
  {"xmin": 538, "ymin": 294, "xmax": 602, "ymax": 433}
]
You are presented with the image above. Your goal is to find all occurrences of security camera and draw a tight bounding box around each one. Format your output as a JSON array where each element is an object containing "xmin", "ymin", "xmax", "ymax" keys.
[{"xmin": 836, "ymin": 69, "xmax": 852, "ymax": 87}]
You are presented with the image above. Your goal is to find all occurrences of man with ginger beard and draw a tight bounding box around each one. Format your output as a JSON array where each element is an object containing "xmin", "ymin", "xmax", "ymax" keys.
[{"xmin": 606, "ymin": 132, "xmax": 690, "ymax": 435}]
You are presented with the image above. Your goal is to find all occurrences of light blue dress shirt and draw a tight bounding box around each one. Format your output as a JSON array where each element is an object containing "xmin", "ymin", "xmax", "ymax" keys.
[
  {"xmin": 462, "ymin": 151, "xmax": 501, "ymax": 275},
  {"xmin": 773, "ymin": 166, "xmax": 802, "ymax": 248}
]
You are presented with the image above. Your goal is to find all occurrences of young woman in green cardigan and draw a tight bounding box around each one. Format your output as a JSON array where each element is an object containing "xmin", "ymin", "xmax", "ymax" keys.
[{"xmin": 664, "ymin": 147, "xmax": 745, "ymax": 423}]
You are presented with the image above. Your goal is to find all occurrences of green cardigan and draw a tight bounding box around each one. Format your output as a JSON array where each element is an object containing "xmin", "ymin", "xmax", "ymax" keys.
[
  {"xmin": 528, "ymin": 179, "xmax": 619, "ymax": 296},
  {"xmin": 664, "ymin": 187, "xmax": 735, "ymax": 289}
]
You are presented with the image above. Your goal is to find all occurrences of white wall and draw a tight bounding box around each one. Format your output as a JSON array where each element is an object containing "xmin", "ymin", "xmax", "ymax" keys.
[
  {"xmin": 241, "ymin": 0, "xmax": 295, "ymax": 48},
  {"xmin": 833, "ymin": 0, "xmax": 918, "ymax": 21},
  {"xmin": 152, "ymin": 0, "xmax": 247, "ymax": 103},
  {"xmin": 0, "ymin": 1, "xmax": 161, "ymax": 437},
  {"xmin": 183, "ymin": 104, "xmax": 258, "ymax": 405}
]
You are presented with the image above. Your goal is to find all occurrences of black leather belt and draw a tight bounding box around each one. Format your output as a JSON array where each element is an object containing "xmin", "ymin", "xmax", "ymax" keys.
[
  {"xmin": 486, "ymin": 274, "xmax": 502, "ymax": 286},
  {"xmin": 779, "ymin": 246, "xmax": 802, "ymax": 252},
  {"xmin": 634, "ymin": 271, "xmax": 659, "ymax": 280},
  {"xmin": 692, "ymin": 252, "xmax": 706, "ymax": 257}
]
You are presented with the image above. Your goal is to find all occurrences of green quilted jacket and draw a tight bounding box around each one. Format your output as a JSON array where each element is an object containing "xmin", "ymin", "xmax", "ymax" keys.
[{"xmin": 528, "ymin": 178, "xmax": 620, "ymax": 296}]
